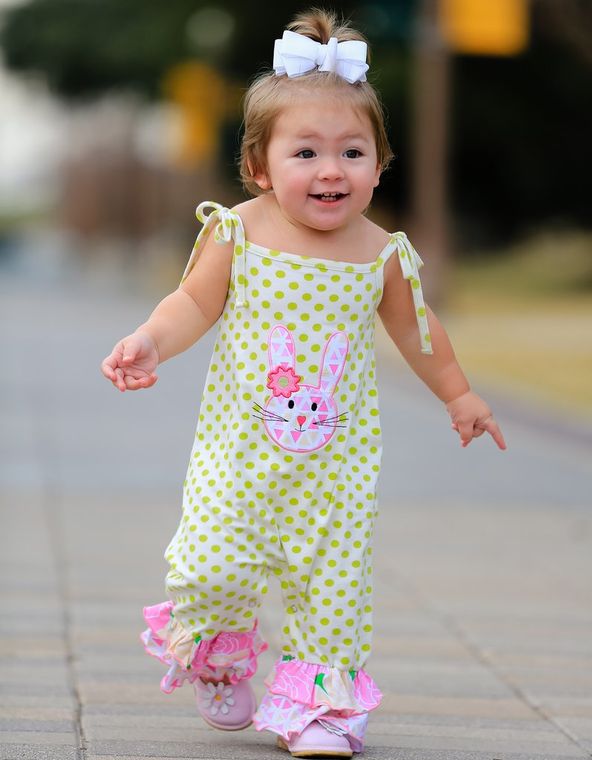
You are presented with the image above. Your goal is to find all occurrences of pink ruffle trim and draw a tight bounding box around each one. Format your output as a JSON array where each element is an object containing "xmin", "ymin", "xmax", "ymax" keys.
[
  {"xmin": 253, "ymin": 657, "xmax": 382, "ymax": 752},
  {"xmin": 140, "ymin": 601, "xmax": 267, "ymax": 694},
  {"xmin": 262, "ymin": 657, "xmax": 381, "ymax": 713},
  {"xmin": 255, "ymin": 696, "xmax": 369, "ymax": 753}
]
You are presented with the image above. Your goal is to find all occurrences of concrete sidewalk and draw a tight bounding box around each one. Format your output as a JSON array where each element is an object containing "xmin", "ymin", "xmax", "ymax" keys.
[{"xmin": 1, "ymin": 264, "xmax": 591, "ymax": 760}]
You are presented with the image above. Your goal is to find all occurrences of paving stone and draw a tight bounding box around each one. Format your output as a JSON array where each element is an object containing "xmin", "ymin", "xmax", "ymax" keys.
[
  {"xmin": 0, "ymin": 731, "xmax": 76, "ymax": 746},
  {"xmin": 379, "ymin": 693, "xmax": 539, "ymax": 720},
  {"xmin": 3, "ymin": 270, "xmax": 592, "ymax": 760},
  {"xmin": 0, "ymin": 682, "xmax": 71, "ymax": 698},
  {"xmin": 0, "ymin": 662, "xmax": 70, "ymax": 685},
  {"xmin": 0, "ymin": 709, "xmax": 72, "ymax": 722},
  {"xmin": 371, "ymin": 731, "xmax": 585, "ymax": 755},
  {"xmin": 83, "ymin": 702, "xmax": 196, "ymax": 718},
  {"xmin": 0, "ymin": 696, "xmax": 74, "ymax": 709},
  {"xmin": 86, "ymin": 738, "xmax": 280, "ymax": 759},
  {"xmin": 362, "ymin": 750, "xmax": 589, "ymax": 760},
  {"xmin": 0, "ymin": 747, "xmax": 78, "ymax": 760},
  {"xmin": 372, "ymin": 713, "xmax": 547, "ymax": 729},
  {"xmin": 372, "ymin": 636, "xmax": 474, "ymax": 661},
  {"xmin": 545, "ymin": 698, "xmax": 592, "ymax": 717},
  {"xmin": 82, "ymin": 714, "xmax": 200, "ymax": 731},
  {"xmin": 370, "ymin": 721, "xmax": 567, "ymax": 742},
  {"xmin": 0, "ymin": 639, "xmax": 67, "ymax": 660},
  {"xmin": 0, "ymin": 720, "xmax": 73, "ymax": 733},
  {"xmin": 554, "ymin": 717, "xmax": 592, "ymax": 739}
]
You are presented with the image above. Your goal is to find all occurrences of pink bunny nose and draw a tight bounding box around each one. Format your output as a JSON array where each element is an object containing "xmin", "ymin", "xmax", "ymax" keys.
[{"xmin": 297, "ymin": 415, "xmax": 306, "ymax": 427}]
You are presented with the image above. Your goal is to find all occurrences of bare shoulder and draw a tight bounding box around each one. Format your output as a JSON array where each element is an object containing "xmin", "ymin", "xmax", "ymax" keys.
[
  {"xmin": 230, "ymin": 197, "xmax": 267, "ymax": 240},
  {"xmin": 361, "ymin": 214, "xmax": 391, "ymax": 250}
]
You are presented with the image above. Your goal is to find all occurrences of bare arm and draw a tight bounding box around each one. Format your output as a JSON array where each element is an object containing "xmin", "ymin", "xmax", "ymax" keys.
[
  {"xmin": 101, "ymin": 229, "xmax": 233, "ymax": 391},
  {"xmin": 378, "ymin": 258, "xmax": 469, "ymax": 402},
  {"xmin": 378, "ymin": 257, "xmax": 506, "ymax": 449},
  {"xmin": 138, "ymin": 232, "xmax": 234, "ymax": 363}
]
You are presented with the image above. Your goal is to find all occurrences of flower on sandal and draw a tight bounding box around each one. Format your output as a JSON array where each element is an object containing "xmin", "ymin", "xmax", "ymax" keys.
[
  {"xmin": 267, "ymin": 364, "xmax": 301, "ymax": 398},
  {"xmin": 201, "ymin": 682, "xmax": 235, "ymax": 716}
]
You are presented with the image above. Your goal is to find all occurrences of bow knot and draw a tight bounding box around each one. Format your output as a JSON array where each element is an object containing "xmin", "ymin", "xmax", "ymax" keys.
[
  {"xmin": 273, "ymin": 30, "xmax": 368, "ymax": 84},
  {"xmin": 196, "ymin": 202, "xmax": 237, "ymax": 244},
  {"xmin": 392, "ymin": 232, "xmax": 432, "ymax": 355},
  {"xmin": 190, "ymin": 201, "xmax": 249, "ymax": 309},
  {"xmin": 393, "ymin": 232, "xmax": 424, "ymax": 281}
]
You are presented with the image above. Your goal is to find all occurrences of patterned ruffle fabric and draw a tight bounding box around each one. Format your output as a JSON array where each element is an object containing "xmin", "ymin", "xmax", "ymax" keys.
[
  {"xmin": 141, "ymin": 601, "xmax": 267, "ymax": 694},
  {"xmin": 253, "ymin": 656, "xmax": 382, "ymax": 752}
]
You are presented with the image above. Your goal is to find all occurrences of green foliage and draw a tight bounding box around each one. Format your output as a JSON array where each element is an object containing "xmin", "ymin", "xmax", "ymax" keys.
[
  {"xmin": 458, "ymin": 229, "xmax": 592, "ymax": 297},
  {"xmin": 0, "ymin": 0, "xmax": 367, "ymax": 99},
  {"xmin": 1, "ymin": 0, "xmax": 590, "ymax": 244},
  {"xmin": 0, "ymin": 0, "xmax": 222, "ymax": 98}
]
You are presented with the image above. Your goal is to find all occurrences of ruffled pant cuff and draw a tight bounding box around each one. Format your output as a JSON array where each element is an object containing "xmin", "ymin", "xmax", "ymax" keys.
[
  {"xmin": 140, "ymin": 601, "xmax": 267, "ymax": 694},
  {"xmin": 253, "ymin": 656, "xmax": 382, "ymax": 753}
]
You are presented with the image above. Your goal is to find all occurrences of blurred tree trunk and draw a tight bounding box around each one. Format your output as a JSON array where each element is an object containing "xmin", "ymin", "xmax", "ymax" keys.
[
  {"xmin": 537, "ymin": 0, "xmax": 592, "ymax": 67},
  {"xmin": 411, "ymin": 0, "xmax": 451, "ymax": 307}
]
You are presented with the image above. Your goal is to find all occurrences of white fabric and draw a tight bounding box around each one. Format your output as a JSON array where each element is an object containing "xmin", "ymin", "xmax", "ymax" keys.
[{"xmin": 273, "ymin": 30, "xmax": 368, "ymax": 83}]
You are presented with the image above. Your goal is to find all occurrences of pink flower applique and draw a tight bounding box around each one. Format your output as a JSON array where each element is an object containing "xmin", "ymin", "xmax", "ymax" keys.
[{"xmin": 267, "ymin": 364, "xmax": 301, "ymax": 398}]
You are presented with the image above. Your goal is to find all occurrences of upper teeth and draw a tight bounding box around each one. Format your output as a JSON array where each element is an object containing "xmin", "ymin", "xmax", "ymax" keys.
[{"xmin": 322, "ymin": 193, "xmax": 338, "ymax": 197}]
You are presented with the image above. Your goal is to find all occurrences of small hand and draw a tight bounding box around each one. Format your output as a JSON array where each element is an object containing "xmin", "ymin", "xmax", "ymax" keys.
[
  {"xmin": 100, "ymin": 331, "xmax": 159, "ymax": 392},
  {"xmin": 446, "ymin": 391, "xmax": 507, "ymax": 450}
]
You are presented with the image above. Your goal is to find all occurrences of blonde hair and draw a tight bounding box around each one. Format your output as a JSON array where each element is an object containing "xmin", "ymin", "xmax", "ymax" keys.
[{"xmin": 239, "ymin": 8, "xmax": 394, "ymax": 196}]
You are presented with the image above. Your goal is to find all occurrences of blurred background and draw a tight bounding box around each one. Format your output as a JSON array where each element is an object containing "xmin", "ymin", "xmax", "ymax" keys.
[
  {"xmin": 1, "ymin": 6, "xmax": 591, "ymax": 757},
  {"xmin": 1, "ymin": 0, "xmax": 591, "ymax": 414}
]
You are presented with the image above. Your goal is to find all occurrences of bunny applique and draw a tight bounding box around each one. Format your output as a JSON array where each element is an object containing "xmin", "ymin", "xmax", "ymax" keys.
[{"xmin": 254, "ymin": 325, "xmax": 349, "ymax": 453}]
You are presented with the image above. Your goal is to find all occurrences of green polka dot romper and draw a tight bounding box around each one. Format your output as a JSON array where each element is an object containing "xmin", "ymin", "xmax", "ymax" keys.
[{"xmin": 141, "ymin": 201, "xmax": 432, "ymax": 744}]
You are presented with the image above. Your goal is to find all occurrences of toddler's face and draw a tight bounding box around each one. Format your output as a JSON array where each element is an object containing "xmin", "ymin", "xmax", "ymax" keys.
[{"xmin": 254, "ymin": 98, "xmax": 381, "ymax": 233}]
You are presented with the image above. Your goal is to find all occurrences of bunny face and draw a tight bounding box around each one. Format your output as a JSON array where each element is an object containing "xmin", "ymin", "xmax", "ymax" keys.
[{"xmin": 253, "ymin": 325, "xmax": 349, "ymax": 453}]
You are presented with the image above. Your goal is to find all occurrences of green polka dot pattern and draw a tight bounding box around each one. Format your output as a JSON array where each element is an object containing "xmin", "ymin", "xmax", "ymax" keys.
[{"xmin": 166, "ymin": 202, "xmax": 431, "ymax": 671}]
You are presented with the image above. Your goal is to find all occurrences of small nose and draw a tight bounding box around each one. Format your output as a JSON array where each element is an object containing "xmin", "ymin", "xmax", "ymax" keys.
[
  {"xmin": 318, "ymin": 158, "xmax": 343, "ymax": 181},
  {"xmin": 297, "ymin": 415, "xmax": 306, "ymax": 427}
]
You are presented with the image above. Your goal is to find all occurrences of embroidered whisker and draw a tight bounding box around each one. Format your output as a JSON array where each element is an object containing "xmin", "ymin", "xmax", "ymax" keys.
[
  {"xmin": 253, "ymin": 412, "xmax": 288, "ymax": 422},
  {"xmin": 253, "ymin": 403, "xmax": 287, "ymax": 422},
  {"xmin": 319, "ymin": 414, "xmax": 348, "ymax": 423},
  {"xmin": 253, "ymin": 414, "xmax": 286, "ymax": 423}
]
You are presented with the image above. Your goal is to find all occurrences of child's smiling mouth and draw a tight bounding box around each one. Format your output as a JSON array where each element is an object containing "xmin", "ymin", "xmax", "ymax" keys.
[{"xmin": 310, "ymin": 192, "xmax": 348, "ymax": 203}]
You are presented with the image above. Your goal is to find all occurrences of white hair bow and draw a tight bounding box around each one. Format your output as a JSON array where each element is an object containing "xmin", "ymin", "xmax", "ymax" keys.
[{"xmin": 273, "ymin": 30, "xmax": 368, "ymax": 84}]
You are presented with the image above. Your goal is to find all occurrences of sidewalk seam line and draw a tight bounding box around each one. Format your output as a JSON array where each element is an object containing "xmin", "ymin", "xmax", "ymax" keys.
[
  {"xmin": 398, "ymin": 573, "xmax": 592, "ymax": 758},
  {"xmin": 390, "ymin": 568, "xmax": 592, "ymax": 758},
  {"xmin": 43, "ymin": 480, "xmax": 87, "ymax": 760},
  {"xmin": 443, "ymin": 613, "xmax": 592, "ymax": 758}
]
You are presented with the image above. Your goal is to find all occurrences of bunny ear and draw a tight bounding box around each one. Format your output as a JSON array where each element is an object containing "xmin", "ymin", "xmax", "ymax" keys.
[
  {"xmin": 268, "ymin": 324, "xmax": 296, "ymax": 370},
  {"xmin": 318, "ymin": 331, "xmax": 349, "ymax": 395}
]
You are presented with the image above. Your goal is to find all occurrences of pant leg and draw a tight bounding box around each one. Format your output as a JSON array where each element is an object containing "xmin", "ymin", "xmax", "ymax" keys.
[
  {"xmin": 142, "ymin": 491, "xmax": 280, "ymax": 693},
  {"xmin": 253, "ymin": 485, "xmax": 382, "ymax": 751},
  {"xmin": 275, "ymin": 484, "xmax": 378, "ymax": 669}
]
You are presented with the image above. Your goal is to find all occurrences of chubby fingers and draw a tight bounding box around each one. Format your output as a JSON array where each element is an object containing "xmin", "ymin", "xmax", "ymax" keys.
[
  {"xmin": 452, "ymin": 417, "xmax": 507, "ymax": 450},
  {"xmin": 111, "ymin": 369, "xmax": 158, "ymax": 392},
  {"xmin": 117, "ymin": 333, "xmax": 147, "ymax": 367},
  {"xmin": 100, "ymin": 354, "xmax": 120, "ymax": 383},
  {"xmin": 451, "ymin": 421, "xmax": 475, "ymax": 448},
  {"xmin": 479, "ymin": 416, "xmax": 507, "ymax": 450},
  {"xmin": 125, "ymin": 373, "xmax": 158, "ymax": 391}
]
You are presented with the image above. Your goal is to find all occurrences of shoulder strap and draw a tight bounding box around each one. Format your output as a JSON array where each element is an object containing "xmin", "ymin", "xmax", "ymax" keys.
[
  {"xmin": 181, "ymin": 201, "xmax": 249, "ymax": 308},
  {"xmin": 391, "ymin": 232, "xmax": 433, "ymax": 355}
]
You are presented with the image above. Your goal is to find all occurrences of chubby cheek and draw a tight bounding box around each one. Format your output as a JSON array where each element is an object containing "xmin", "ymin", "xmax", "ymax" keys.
[{"xmin": 272, "ymin": 160, "xmax": 310, "ymax": 186}]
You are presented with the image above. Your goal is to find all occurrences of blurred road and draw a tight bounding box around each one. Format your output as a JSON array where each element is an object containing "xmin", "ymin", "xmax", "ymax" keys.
[{"xmin": 1, "ymin": 250, "xmax": 591, "ymax": 760}]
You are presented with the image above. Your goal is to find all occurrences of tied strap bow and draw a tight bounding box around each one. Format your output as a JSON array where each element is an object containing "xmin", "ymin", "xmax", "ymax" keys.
[
  {"xmin": 182, "ymin": 201, "xmax": 249, "ymax": 309},
  {"xmin": 392, "ymin": 232, "xmax": 433, "ymax": 355},
  {"xmin": 273, "ymin": 30, "xmax": 368, "ymax": 84}
]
